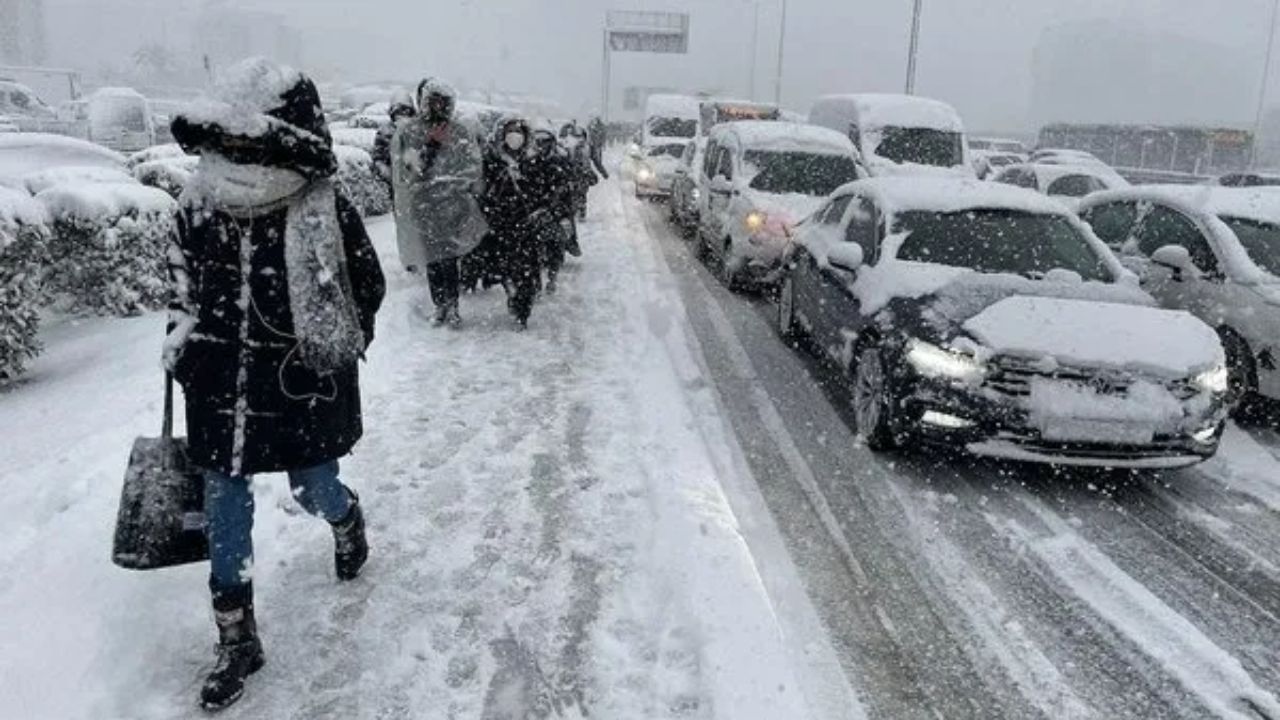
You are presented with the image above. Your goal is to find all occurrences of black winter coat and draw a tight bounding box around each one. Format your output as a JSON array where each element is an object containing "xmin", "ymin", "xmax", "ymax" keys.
[
  {"xmin": 168, "ymin": 191, "xmax": 385, "ymax": 476},
  {"xmin": 525, "ymin": 149, "xmax": 575, "ymax": 222},
  {"xmin": 479, "ymin": 150, "xmax": 540, "ymax": 233}
]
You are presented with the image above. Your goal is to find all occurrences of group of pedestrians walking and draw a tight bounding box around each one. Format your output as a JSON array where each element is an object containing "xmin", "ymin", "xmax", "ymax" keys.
[
  {"xmin": 387, "ymin": 80, "xmax": 607, "ymax": 329},
  {"xmin": 156, "ymin": 56, "xmax": 611, "ymax": 712}
]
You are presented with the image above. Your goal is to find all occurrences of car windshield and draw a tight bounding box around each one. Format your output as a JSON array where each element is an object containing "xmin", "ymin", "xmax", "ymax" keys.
[
  {"xmin": 1220, "ymin": 215, "xmax": 1280, "ymax": 276},
  {"xmin": 875, "ymin": 127, "xmax": 964, "ymax": 167},
  {"xmin": 647, "ymin": 117, "xmax": 697, "ymax": 138},
  {"xmin": 894, "ymin": 208, "xmax": 1113, "ymax": 281},
  {"xmin": 647, "ymin": 144, "xmax": 685, "ymax": 159},
  {"xmin": 743, "ymin": 150, "xmax": 859, "ymax": 196}
]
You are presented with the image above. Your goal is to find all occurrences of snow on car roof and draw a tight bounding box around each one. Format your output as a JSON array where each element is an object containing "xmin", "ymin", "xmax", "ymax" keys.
[
  {"xmin": 837, "ymin": 176, "xmax": 1072, "ymax": 216},
  {"xmin": 1015, "ymin": 163, "xmax": 1129, "ymax": 188},
  {"xmin": 89, "ymin": 87, "xmax": 146, "ymax": 100},
  {"xmin": 816, "ymin": 93, "xmax": 963, "ymax": 131},
  {"xmin": 1084, "ymin": 184, "xmax": 1280, "ymax": 223},
  {"xmin": 0, "ymin": 133, "xmax": 126, "ymax": 180},
  {"xmin": 710, "ymin": 121, "xmax": 854, "ymax": 155}
]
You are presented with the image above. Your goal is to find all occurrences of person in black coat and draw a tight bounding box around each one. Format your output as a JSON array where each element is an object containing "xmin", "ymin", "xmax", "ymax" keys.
[
  {"xmin": 479, "ymin": 117, "xmax": 544, "ymax": 328},
  {"xmin": 527, "ymin": 127, "xmax": 575, "ymax": 293},
  {"xmin": 164, "ymin": 57, "xmax": 385, "ymax": 712}
]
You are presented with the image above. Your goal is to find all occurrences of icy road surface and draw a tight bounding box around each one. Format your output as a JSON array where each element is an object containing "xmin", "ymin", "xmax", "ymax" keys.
[{"xmin": 2, "ymin": 169, "xmax": 1280, "ymax": 719}]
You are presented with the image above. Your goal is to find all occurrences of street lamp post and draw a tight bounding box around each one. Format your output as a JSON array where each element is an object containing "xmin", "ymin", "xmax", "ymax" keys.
[
  {"xmin": 749, "ymin": 0, "xmax": 760, "ymax": 99},
  {"xmin": 1252, "ymin": 0, "xmax": 1279, "ymax": 169},
  {"xmin": 905, "ymin": 0, "xmax": 923, "ymax": 95},
  {"xmin": 774, "ymin": 0, "xmax": 789, "ymax": 105}
]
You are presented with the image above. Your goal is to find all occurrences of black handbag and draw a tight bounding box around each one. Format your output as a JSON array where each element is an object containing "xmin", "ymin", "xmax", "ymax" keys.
[{"xmin": 112, "ymin": 374, "xmax": 210, "ymax": 570}]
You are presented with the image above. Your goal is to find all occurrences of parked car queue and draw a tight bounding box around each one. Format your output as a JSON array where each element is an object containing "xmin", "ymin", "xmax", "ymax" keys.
[{"xmin": 633, "ymin": 92, "xmax": 1280, "ymax": 472}]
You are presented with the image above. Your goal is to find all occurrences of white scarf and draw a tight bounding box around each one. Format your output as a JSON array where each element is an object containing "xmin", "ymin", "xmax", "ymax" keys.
[{"xmin": 187, "ymin": 155, "xmax": 366, "ymax": 376}]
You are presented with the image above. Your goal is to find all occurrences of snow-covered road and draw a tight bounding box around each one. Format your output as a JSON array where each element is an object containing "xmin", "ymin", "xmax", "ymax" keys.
[
  {"xmin": 0, "ymin": 179, "xmax": 857, "ymax": 719},
  {"xmin": 4, "ymin": 169, "xmax": 1280, "ymax": 720},
  {"xmin": 637, "ymin": 192, "xmax": 1280, "ymax": 720}
]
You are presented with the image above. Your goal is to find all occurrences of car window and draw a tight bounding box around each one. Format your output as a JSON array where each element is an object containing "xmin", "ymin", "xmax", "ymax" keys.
[
  {"xmin": 702, "ymin": 142, "xmax": 718, "ymax": 177},
  {"xmin": 681, "ymin": 143, "xmax": 695, "ymax": 166},
  {"xmin": 819, "ymin": 195, "xmax": 853, "ymax": 225},
  {"xmin": 1218, "ymin": 216, "xmax": 1280, "ymax": 276},
  {"xmin": 1080, "ymin": 201, "xmax": 1140, "ymax": 246},
  {"xmin": 894, "ymin": 209, "xmax": 1113, "ymax": 282},
  {"xmin": 1133, "ymin": 206, "xmax": 1220, "ymax": 273},
  {"xmin": 844, "ymin": 198, "xmax": 878, "ymax": 262},
  {"xmin": 716, "ymin": 147, "xmax": 734, "ymax": 180},
  {"xmin": 996, "ymin": 168, "xmax": 1037, "ymax": 189},
  {"xmin": 742, "ymin": 150, "xmax": 861, "ymax": 196},
  {"xmin": 1047, "ymin": 174, "xmax": 1107, "ymax": 198},
  {"xmin": 11, "ymin": 92, "xmax": 30, "ymax": 110}
]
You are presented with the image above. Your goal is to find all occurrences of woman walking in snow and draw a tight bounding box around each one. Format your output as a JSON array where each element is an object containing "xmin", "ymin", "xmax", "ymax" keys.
[
  {"xmin": 164, "ymin": 58, "xmax": 385, "ymax": 712},
  {"xmin": 391, "ymin": 78, "xmax": 488, "ymax": 327},
  {"xmin": 480, "ymin": 117, "xmax": 546, "ymax": 328}
]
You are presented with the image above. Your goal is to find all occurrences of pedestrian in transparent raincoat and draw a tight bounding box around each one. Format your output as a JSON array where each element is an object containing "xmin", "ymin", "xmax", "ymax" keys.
[{"xmin": 391, "ymin": 78, "xmax": 487, "ymax": 327}]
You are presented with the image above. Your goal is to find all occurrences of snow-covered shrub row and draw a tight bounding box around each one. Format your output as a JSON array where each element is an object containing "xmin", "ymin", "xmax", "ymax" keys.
[
  {"xmin": 334, "ymin": 145, "xmax": 391, "ymax": 217},
  {"xmin": 37, "ymin": 182, "xmax": 177, "ymax": 316},
  {"xmin": 0, "ymin": 188, "xmax": 51, "ymax": 379},
  {"xmin": 330, "ymin": 127, "xmax": 378, "ymax": 155},
  {"xmin": 133, "ymin": 156, "xmax": 199, "ymax": 199}
]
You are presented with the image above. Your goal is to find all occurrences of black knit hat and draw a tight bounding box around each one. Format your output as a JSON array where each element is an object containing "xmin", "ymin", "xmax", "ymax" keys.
[{"xmin": 172, "ymin": 58, "xmax": 337, "ymax": 180}]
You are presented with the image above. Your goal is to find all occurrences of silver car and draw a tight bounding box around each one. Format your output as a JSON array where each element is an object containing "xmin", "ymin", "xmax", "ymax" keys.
[{"xmin": 1078, "ymin": 186, "xmax": 1280, "ymax": 414}]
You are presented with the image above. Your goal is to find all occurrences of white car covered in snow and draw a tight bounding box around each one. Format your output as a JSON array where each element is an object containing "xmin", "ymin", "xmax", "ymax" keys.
[
  {"xmin": 1078, "ymin": 186, "xmax": 1280, "ymax": 415},
  {"xmin": 86, "ymin": 87, "xmax": 157, "ymax": 153},
  {"xmin": 991, "ymin": 162, "xmax": 1129, "ymax": 210},
  {"xmin": 808, "ymin": 93, "xmax": 973, "ymax": 178},
  {"xmin": 634, "ymin": 139, "xmax": 688, "ymax": 199},
  {"xmin": 696, "ymin": 121, "xmax": 861, "ymax": 288},
  {"xmin": 0, "ymin": 132, "xmax": 127, "ymax": 189},
  {"xmin": 778, "ymin": 177, "xmax": 1229, "ymax": 468}
]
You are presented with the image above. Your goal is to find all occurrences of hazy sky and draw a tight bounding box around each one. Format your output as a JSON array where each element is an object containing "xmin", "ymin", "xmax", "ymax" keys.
[{"xmin": 43, "ymin": 0, "xmax": 1280, "ymax": 132}]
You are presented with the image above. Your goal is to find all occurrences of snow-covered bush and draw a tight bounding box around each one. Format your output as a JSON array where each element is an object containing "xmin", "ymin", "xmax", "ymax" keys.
[
  {"xmin": 133, "ymin": 156, "xmax": 198, "ymax": 199},
  {"xmin": 37, "ymin": 182, "xmax": 176, "ymax": 316},
  {"xmin": 330, "ymin": 127, "xmax": 378, "ymax": 154},
  {"xmin": 334, "ymin": 145, "xmax": 391, "ymax": 217},
  {"xmin": 126, "ymin": 143, "xmax": 188, "ymax": 169},
  {"xmin": 0, "ymin": 188, "xmax": 51, "ymax": 380}
]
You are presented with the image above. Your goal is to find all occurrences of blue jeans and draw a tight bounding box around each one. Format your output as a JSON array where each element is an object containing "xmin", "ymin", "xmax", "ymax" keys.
[{"xmin": 204, "ymin": 460, "xmax": 354, "ymax": 595}]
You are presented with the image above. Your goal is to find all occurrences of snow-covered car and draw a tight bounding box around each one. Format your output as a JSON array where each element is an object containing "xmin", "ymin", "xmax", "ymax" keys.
[
  {"xmin": 0, "ymin": 80, "xmax": 60, "ymax": 132},
  {"xmin": 808, "ymin": 93, "xmax": 973, "ymax": 178},
  {"xmin": 1031, "ymin": 148, "xmax": 1102, "ymax": 164},
  {"xmin": 643, "ymin": 94, "xmax": 700, "ymax": 146},
  {"xmin": 634, "ymin": 139, "xmax": 687, "ymax": 199},
  {"xmin": 991, "ymin": 162, "xmax": 1129, "ymax": 211},
  {"xmin": 0, "ymin": 132, "xmax": 127, "ymax": 185},
  {"xmin": 668, "ymin": 138, "xmax": 704, "ymax": 235},
  {"xmin": 969, "ymin": 137, "xmax": 1028, "ymax": 156},
  {"xmin": 1077, "ymin": 186, "xmax": 1280, "ymax": 414},
  {"xmin": 971, "ymin": 150, "xmax": 1023, "ymax": 180},
  {"xmin": 697, "ymin": 121, "xmax": 861, "ymax": 288},
  {"xmin": 86, "ymin": 87, "xmax": 157, "ymax": 153},
  {"xmin": 778, "ymin": 177, "xmax": 1228, "ymax": 468}
]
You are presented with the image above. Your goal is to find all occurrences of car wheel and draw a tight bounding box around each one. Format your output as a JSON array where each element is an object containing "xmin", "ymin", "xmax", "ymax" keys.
[
  {"xmin": 853, "ymin": 345, "xmax": 898, "ymax": 451},
  {"xmin": 777, "ymin": 272, "xmax": 804, "ymax": 342},
  {"xmin": 1221, "ymin": 330, "xmax": 1262, "ymax": 422}
]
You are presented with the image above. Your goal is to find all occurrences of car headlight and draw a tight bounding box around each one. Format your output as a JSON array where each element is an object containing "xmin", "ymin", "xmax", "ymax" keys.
[
  {"xmin": 637, "ymin": 166, "xmax": 654, "ymax": 182},
  {"xmin": 1192, "ymin": 363, "xmax": 1228, "ymax": 394},
  {"xmin": 745, "ymin": 211, "xmax": 766, "ymax": 232},
  {"xmin": 906, "ymin": 339, "xmax": 987, "ymax": 383},
  {"xmin": 691, "ymin": 187, "xmax": 701, "ymax": 201}
]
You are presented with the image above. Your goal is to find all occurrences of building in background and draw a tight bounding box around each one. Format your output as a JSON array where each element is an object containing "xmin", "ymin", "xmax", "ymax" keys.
[
  {"xmin": 0, "ymin": 0, "xmax": 48, "ymax": 65},
  {"xmin": 195, "ymin": 2, "xmax": 303, "ymax": 73}
]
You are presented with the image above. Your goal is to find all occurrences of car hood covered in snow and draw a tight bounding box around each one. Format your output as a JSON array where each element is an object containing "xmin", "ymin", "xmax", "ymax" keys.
[
  {"xmin": 961, "ymin": 295, "xmax": 1223, "ymax": 378},
  {"xmin": 746, "ymin": 190, "xmax": 826, "ymax": 228}
]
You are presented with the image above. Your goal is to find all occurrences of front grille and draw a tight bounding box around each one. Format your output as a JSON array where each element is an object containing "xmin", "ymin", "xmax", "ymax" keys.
[{"xmin": 984, "ymin": 357, "xmax": 1134, "ymax": 398}]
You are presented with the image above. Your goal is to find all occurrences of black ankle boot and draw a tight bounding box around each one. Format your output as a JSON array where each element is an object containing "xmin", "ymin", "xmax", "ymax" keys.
[
  {"xmin": 332, "ymin": 492, "xmax": 368, "ymax": 581},
  {"xmin": 200, "ymin": 585, "xmax": 265, "ymax": 712}
]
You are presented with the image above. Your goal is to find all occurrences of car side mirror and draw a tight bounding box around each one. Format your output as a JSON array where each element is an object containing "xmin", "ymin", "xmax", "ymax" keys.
[
  {"xmin": 827, "ymin": 244, "xmax": 864, "ymax": 273},
  {"xmin": 1151, "ymin": 245, "xmax": 1198, "ymax": 281}
]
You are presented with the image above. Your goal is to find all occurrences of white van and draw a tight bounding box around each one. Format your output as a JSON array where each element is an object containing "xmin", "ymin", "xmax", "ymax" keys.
[
  {"xmin": 696, "ymin": 121, "xmax": 860, "ymax": 288},
  {"xmin": 642, "ymin": 94, "xmax": 701, "ymax": 146},
  {"xmin": 808, "ymin": 93, "xmax": 971, "ymax": 177},
  {"xmin": 86, "ymin": 88, "xmax": 156, "ymax": 153}
]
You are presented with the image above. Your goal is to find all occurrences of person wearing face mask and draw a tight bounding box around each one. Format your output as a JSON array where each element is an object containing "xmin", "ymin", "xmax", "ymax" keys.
[
  {"xmin": 165, "ymin": 58, "xmax": 386, "ymax": 711},
  {"xmin": 479, "ymin": 117, "xmax": 544, "ymax": 328},
  {"xmin": 391, "ymin": 77, "xmax": 487, "ymax": 327}
]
